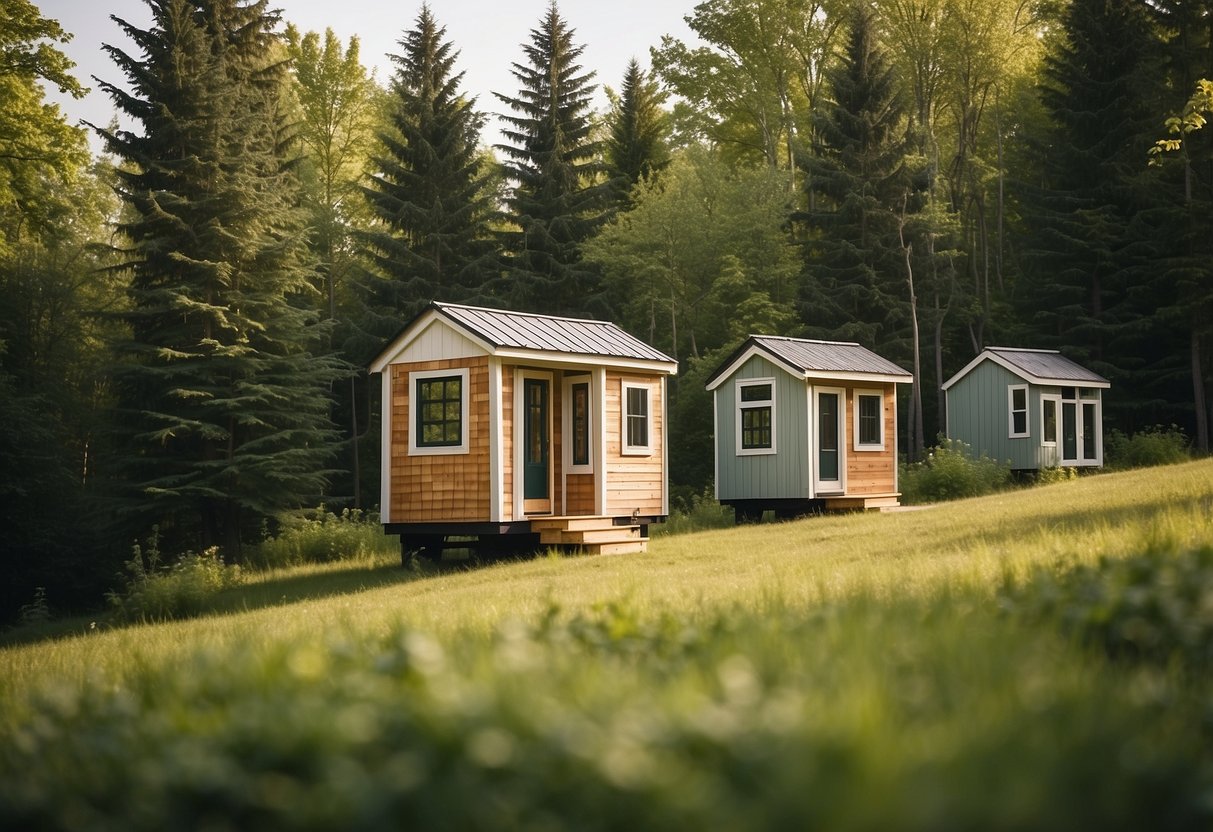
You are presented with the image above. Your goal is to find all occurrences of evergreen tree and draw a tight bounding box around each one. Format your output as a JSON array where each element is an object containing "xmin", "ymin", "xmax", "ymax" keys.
[
  {"xmin": 1016, "ymin": 0, "xmax": 1161, "ymax": 396},
  {"xmin": 96, "ymin": 0, "xmax": 342, "ymax": 557},
  {"xmin": 605, "ymin": 58, "xmax": 670, "ymax": 206},
  {"xmin": 1145, "ymin": 0, "xmax": 1213, "ymax": 449},
  {"xmin": 495, "ymin": 2, "xmax": 612, "ymax": 317},
  {"xmin": 795, "ymin": 3, "xmax": 911, "ymax": 353},
  {"xmin": 362, "ymin": 4, "xmax": 498, "ymax": 328}
]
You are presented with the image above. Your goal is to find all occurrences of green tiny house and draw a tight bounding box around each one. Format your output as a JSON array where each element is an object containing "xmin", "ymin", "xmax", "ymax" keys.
[
  {"xmin": 942, "ymin": 347, "xmax": 1110, "ymax": 470},
  {"xmin": 706, "ymin": 335, "xmax": 913, "ymax": 519}
]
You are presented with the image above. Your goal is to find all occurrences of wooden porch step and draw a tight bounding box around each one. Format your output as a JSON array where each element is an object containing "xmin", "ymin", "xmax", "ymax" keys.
[
  {"xmin": 540, "ymin": 526, "xmax": 643, "ymax": 546},
  {"xmin": 823, "ymin": 493, "xmax": 902, "ymax": 511},
  {"xmin": 530, "ymin": 515, "xmax": 621, "ymax": 533},
  {"xmin": 582, "ymin": 539, "xmax": 649, "ymax": 555}
]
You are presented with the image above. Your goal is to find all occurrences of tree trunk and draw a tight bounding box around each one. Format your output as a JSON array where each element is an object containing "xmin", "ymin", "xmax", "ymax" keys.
[
  {"xmin": 1193, "ymin": 326, "xmax": 1209, "ymax": 452},
  {"xmin": 900, "ymin": 207, "xmax": 925, "ymax": 461}
]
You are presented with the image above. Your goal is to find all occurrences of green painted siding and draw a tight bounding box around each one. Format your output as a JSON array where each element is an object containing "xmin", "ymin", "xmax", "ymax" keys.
[
  {"xmin": 716, "ymin": 355, "xmax": 810, "ymax": 500},
  {"xmin": 946, "ymin": 361, "xmax": 1061, "ymax": 470}
]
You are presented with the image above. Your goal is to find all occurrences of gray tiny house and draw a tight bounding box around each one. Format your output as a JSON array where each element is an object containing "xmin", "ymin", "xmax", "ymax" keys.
[
  {"xmin": 706, "ymin": 335, "xmax": 913, "ymax": 520},
  {"xmin": 942, "ymin": 347, "xmax": 1110, "ymax": 470}
]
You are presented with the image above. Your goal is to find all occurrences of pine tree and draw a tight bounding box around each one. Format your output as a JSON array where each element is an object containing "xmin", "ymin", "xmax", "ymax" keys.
[
  {"xmin": 795, "ymin": 3, "xmax": 911, "ymax": 353},
  {"xmin": 96, "ymin": 0, "xmax": 342, "ymax": 557},
  {"xmin": 362, "ymin": 4, "xmax": 498, "ymax": 328},
  {"xmin": 1017, "ymin": 0, "xmax": 1161, "ymax": 392},
  {"xmin": 495, "ymin": 2, "xmax": 612, "ymax": 317},
  {"xmin": 605, "ymin": 58, "xmax": 670, "ymax": 206}
]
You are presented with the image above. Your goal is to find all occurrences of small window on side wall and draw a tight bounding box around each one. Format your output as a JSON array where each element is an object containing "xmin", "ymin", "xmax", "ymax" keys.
[
  {"xmin": 621, "ymin": 381, "xmax": 652, "ymax": 456},
  {"xmin": 1008, "ymin": 384, "xmax": 1029, "ymax": 438},
  {"xmin": 571, "ymin": 380, "xmax": 591, "ymax": 469},
  {"xmin": 409, "ymin": 367, "xmax": 470, "ymax": 455},
  {"xmin": 736, "ymin": 379, "xmax": 775, "ymax": 455},
  {"xmin": 853, "ymin": 390, "xmax": 885, "ymax": 450}
]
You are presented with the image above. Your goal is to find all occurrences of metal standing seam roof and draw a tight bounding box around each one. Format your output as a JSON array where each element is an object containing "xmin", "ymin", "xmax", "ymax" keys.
[
  {"xmin": 751, "ymin": 335, "xmax": 912, "ymax": 378},
  {"xmin": 985, "ymin": 347, "xmax": 1109, "ymax": 385},
  {"xmin": 434, "ymin": 302, "xmax": 676, "ymax": 364}
]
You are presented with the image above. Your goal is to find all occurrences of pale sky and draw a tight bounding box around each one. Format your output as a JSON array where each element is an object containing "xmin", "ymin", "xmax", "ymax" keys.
[{"xmin": 37, "ymin": 0, "xmax": 700, "ymax": 154}]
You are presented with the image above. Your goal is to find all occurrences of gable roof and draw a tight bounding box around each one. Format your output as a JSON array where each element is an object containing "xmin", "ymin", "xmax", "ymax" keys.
[
  {"xmin": 942, "ymin": 347, "xmax": 1110, "ymax": 391},
  {"xmin": 705, "ymin": 334, "xmax": 912, "ymax": 391},
  {"xmin": 369, "ymin": 302, "xmax": 677, "ymax": 373}
]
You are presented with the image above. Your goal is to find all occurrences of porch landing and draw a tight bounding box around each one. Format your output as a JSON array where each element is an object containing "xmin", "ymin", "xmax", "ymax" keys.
[
  {"xmin": 529, "ymin": 515, "xmax": 649, "ymax": 555},
  {"xmin": 821, "ymin": 493, "xmax": 902, "ymax": 511}
]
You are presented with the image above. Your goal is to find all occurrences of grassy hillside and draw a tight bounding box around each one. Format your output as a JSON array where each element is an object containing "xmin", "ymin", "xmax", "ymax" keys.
[{"xmin": 3, "ymin": 460, "xmax": 1213, "ymax": 828}]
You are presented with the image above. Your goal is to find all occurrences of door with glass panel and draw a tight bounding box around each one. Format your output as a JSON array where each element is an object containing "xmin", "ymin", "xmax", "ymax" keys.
[
  {"xmin": 814, "ymin": 388, "xmax": 844, "ymax": 493},
  {"xmin": 522, "ymin": 377, "xmax": 551, "ymax": 513}
]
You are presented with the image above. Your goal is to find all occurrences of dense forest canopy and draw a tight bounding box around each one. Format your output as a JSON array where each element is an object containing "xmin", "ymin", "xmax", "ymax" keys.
[{"xmin": 1, "ymin": 0, "xmax": 1210, "ymax": 619}]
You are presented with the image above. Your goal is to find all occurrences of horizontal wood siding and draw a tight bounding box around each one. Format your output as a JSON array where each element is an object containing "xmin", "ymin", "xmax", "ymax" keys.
[
  {"xmin": 605, "ymin": 371, "xmax": 664, "ymax": 516},
  {"xmin": 845, "ymin": 383, "xmax": 896, "ymax": 495},
  {"xmin": 715, "ymin": 355, "xmax": 810, "ymax": 501},
  {"xmin": 566, "ymin": 473, "xmax": 595, "ymax": 514},
  {"xmin": 390, "ymin": 357, "xmax": 490, "ymax": 522}
]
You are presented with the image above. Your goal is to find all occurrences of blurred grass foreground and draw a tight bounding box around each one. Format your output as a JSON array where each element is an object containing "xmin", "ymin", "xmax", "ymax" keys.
[{"xmin": 3, "ymin": 459, "xmax": 1213, "ymax": 829}]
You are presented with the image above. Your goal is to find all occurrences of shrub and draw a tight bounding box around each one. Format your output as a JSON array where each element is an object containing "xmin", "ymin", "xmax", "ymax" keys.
[
  {"xmin": 247, "ymin": 508, "xmax": 396, "ymax": 569},
  {"xmin": 1036, "ymin": 466, "xmax": 1078, "ymax": 485},
  {"xmin": 108, "ymin": 543, "xmax": 242, "ymax": 622},
  {"xmin": 1104, "ymin": 425, "xmax": 1190, "ymax": 470},
  {"xmin": 899, "ymin": 439, "xmax": 1012, "ymax": 504},
  {"xmin": 655, "ymin": 486, "xmax": 733, "ymax": 536},
  {"xmin": 1001, "ymin": 545, "xmax": 1213, "ymax": 673}
]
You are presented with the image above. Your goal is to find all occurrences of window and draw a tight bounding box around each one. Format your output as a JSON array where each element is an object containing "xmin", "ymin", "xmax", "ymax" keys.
[
  {"xmin": 571, "ymin": 381, "xmax": 590, "ymax": 467},
  {"xmin": 853, "ymin": 390, "xmax": 884, "ymax": 450},
  {"xmin": 621, "ymin": 381, "xmax": 652, "ymax": 455},
  {"xmin": 1008, "ymin": 384, "xmax": 1029, "ymax": 438},
  {"xmin": 409, "ymin": 368, "xmax": 469, "ymax": 455},
  {"xmin": 736, "ymin": 379, "xmax": 775, "ymax": 455},
  {"xmin": 1041, "ymin": 396, "xmax": 1058, "ymax": 446}
]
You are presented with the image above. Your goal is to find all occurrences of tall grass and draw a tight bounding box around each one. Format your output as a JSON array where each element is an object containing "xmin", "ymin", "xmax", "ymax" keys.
[{"xmin": 3, "ymin": 461, "xmax": 1213, "ymax": 828}]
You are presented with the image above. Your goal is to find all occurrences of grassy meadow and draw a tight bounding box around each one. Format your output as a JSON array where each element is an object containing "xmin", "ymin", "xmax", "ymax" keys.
[{"xmin": 3, "ymin": 460, "xmax": 1213, "ymax": 828}]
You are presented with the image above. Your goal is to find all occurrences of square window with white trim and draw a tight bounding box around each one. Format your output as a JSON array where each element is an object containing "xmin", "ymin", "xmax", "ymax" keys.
[
  {"xmin": 621, "ymin": 381, "xmax": 653, "ymax": 455},
  {"xmin": 853, "ymin": 390, "xmax": 885, "ymax": 450},
  {"xmin": 409, "ymin": 367, "xmax": 470, "ymax": 455},
  {"xmin": 1008, "ymin": 384, "xmax": 1029, "ymax": 438},
  {"xmin": 736, "ymin": 379, "xmax": 775, "ymax": 455}
]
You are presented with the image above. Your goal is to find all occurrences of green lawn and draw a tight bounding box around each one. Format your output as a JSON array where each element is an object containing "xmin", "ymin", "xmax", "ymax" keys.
[{"xmin": 3, "ymin": 460, "xmax": 1213, "ymax": 829}]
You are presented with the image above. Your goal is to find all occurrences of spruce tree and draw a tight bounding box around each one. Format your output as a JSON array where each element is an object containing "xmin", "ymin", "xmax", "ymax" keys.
[
  {"xmin": 97, "ymin": 0, "xmax": 342, "ymax": 557},
  {"xmin": 1017, "ymin": 0, "xmax": 1161, "ymax": 391},
  {"xmin": 795, "ymin": 3, "xmax": 910, "ymax": 353},
  {"xmin": 605, "ymin": 58, "xmax": 670, "ymax": 206},
  {"xmin": 495, "ymin": 2, "xmax": 612, "ymax": 317},
  {"xmin": 362, "ymin": 4, "xmax": 498, "ymax": 329}
]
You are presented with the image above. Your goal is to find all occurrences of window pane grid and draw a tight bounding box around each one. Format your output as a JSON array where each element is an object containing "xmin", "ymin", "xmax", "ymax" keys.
[{"xmin": 416, "ymin": 375, "xmax": 462, "ymax": 447}]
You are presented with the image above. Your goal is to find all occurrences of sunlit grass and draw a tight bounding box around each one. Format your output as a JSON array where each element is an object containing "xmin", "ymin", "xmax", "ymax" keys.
[{"xmin": 3, "ymin": 461, "xmax": 1212, "ymax": 827}]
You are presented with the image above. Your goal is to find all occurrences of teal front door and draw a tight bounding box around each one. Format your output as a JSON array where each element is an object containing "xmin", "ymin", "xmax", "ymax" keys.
[{"xmin": 523, "ymin": 378, "xmax": 550, "ymax": 505}]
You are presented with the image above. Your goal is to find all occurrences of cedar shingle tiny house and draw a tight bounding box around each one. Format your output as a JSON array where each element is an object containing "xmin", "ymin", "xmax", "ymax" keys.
[
  {"xmin": 706, "ymin": 335, "xmax": 913, "ymax": 520},
  {"xmin": 369, "ymin": 302, "xmax": 678, "ymax": 558},
  {"xmin": 942, "ymin": 347, "xmax": 1110, "ymax": 470}
]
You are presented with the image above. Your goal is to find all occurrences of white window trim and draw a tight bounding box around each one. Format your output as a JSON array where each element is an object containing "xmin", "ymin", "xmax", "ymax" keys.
[
  {"xmin": 1008, "ymin": 384, "xmax": 1030, "ymax": 439},
  {"xmin": 408, "ymin": 367, "xmax": 470, "ymax": 456},
  {"xmin": 735, "ymin": 377, "xmax": 777, "ymax": 456},
  {"xmin": 1040, "ymin": 394, "xmax": 1060, "ymax": 447},
  {"xmin": 852, "ymin": 388, "xmax": 885, "ymax": 451},
  {"xmin": 563, "ymin": 375, "xmax": 594, "ymax": 474},
  {"xmin": 621, "ymin": 380, "xmax": 654, "ymax": 456}
]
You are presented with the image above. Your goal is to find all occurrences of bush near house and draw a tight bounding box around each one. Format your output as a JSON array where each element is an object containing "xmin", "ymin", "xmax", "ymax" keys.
[
  {"xmin": 1104, "ymin": 425, "xmax": 1190, "ymax": 470},
  {"xmin": 899, "ymin": 439, "xmax": 1012, "ymax": 504}
]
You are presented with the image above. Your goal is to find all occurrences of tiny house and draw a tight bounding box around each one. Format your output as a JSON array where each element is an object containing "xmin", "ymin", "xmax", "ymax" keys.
[
  {"xmin": 942, "ymin": 347, "xmax": 1110, "ymax": 470},
  {"xmin": 369, "ymin": 302, "xmax": 678, "ymax": 558},
  {"xmin": 705, "ymin": 335, "xmax": 913, "ymax": 520}
]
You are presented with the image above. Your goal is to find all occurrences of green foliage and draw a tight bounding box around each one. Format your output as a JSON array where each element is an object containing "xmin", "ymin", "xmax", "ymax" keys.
[
  {"xmin": 98, "ymin": 0, "xmax": 344, "ymax": 554},
  {"xmin": 247, "ymin": 509, "xmax": 397, "ymax": 569},
  {"xmin": 495, "ymin": 3, "xmax": 612, "ymax": 317},
  {"xmin": 604, "ymin": 58, "xmax": 670, "ymax": 205},
  {"xmin": 1104, "ymin": 425, "xmax": 1190, "ymax": 470},
  {"xmin": 108, "ymin": 531, "xmax": 242, "ymax": 622},
  {"xmin": 899, "ymin": 439, "xmax": 1012, "ymax": 503},
  {"xmin": 655, "ymin": 486, "xmax": 734, "ymax": 537},
  {"xmin": 1002, "ymin": 545, "xmax": 1213, "ymax": 673},
  {"xmin": 361, "ymin": 6, "xmax": 498, "ymax": 325},
  {"xmin": 5, "ymin": 594, "xmax": 1211, "ymax": 829},
  {"xmin": 1036, "ymin": 466, "xmax": 1078, "ymax": 485}
]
